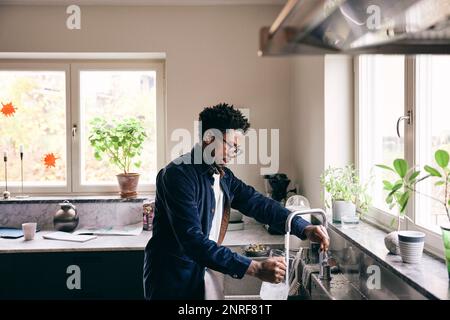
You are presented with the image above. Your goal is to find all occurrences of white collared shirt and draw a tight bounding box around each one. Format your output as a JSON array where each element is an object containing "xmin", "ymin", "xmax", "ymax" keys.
[
  {"xmin": 209, "ymin": 173, "xmax": 224, "ymax": 242},
  {"xmin": 204, "ymin": 173, "xmax": 225, "ymax": 300}
]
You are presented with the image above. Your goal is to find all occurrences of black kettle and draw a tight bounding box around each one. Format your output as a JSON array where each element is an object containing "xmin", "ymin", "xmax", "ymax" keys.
[{"xmin": 54, "ymin": 200, "xmax": 79, "ymax": 232}]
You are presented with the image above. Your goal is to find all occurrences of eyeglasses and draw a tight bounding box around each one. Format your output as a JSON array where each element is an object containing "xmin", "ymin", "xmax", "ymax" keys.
[{"xmin": 222, "ymin": 139, "xmax": 242, "ymax": 157}]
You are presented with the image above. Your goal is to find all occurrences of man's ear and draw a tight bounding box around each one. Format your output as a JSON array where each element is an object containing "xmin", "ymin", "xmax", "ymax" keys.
[{"xmin": 203, "ymin": 130, "xmax": 215, "ymax": 144}]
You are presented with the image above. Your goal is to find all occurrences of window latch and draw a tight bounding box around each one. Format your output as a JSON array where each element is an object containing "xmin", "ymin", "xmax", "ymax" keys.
[
  {"xmin": 72, "ymin": 124, "xmax": 77, "ymax": 138},
  {"xmin": 396, "ymin": 110, "xmax": 411, "ymax": 138}
]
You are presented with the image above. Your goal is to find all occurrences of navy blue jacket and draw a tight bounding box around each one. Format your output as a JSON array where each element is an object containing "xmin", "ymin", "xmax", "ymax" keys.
[{"xmin": 143, "ymin": 145, "xmax": 311, "ymax": 300}]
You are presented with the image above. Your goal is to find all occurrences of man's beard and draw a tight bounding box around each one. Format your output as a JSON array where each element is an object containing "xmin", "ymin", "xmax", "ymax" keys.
[
  {"xmin": 215, "ymin": 162, "xmax": 225, "ymax": 169},
  {"xmin": 202, "ymin": 141, "xmax": 227, "ymax": 171}
]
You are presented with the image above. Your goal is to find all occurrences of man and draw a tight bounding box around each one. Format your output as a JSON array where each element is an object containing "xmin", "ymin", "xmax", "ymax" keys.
[{"xmin": 143, "ymin": 103, "xmax": 329, "ymax": 300}]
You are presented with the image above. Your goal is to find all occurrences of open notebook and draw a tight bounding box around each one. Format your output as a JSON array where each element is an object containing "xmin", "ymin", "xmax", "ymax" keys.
[{"xmin": 43, "ymin": 232, "xmax": 97, "ymax": 243}]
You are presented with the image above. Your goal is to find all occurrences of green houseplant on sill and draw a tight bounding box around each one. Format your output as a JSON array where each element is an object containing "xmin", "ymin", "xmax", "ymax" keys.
[
  {"xmin": 418, "ymin": 150, "xmax": 450, "ymax": 278},
  {"xmin": 376, "ymin": 159, "xmax": 425, "ymax": 262},
  {"xmin": 89, "ymin": 117, "xmax": 147, "ymax": 198},
  {"xmin": 320, "ymin": 165, "xmax": 372, "ymax": 223},
  {"xmin": 378, "ymin": 150, "xmax": 450, "ymax": 271}
]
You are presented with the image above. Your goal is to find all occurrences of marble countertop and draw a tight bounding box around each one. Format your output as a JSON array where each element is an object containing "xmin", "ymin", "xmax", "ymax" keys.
[
  {"xmin": 0, "ymin": 222, "xmax": 284, "ymax": 254},
  {"xmin": 0, "ymin": 230, "xmax": 153, "ymax": 253},
  {"xmin": 223, "ymin": 223, "xmax": 285, "ymax": 246}
]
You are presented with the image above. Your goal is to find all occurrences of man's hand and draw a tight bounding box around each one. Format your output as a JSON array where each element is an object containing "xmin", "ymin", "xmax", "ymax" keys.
[
  {"xmin": 246, "ymin": 258, "xmax": 286, "ymax": 283},
  {"xmin": 303, "ymin": 225, "xmax": 330, "ymax": 251}
]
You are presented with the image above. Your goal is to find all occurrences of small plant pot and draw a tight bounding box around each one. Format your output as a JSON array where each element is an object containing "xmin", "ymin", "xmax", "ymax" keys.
[
  {"xmin": 332, "ymin": 200, "xmax": 356, "ymax": 223},
  {"xmin": 398, "ymin": 231, "xmax": 425, "ymax": 264},
  {"xmin": 441, "ymin": 225, "xmax": 450, "ymax": 279},
  {"xmin": 116, "ymin": 173, "xmax": 140, "ymax": 198}
]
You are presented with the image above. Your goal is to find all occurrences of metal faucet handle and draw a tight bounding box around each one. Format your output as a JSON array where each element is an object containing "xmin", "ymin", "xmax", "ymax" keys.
[
  {"xmin": 320, "ymin": 265, "xmax": 332, "ymax": 281},
  {"xmin": 319, "ymin": 250, "xmax": 336, "ymax": 281},
  {"xmin": 319, "ymin": 250, "xmax": 328, "ymax": 263},
  {"xmin": 319, "ymin": 250, "xmax": 337, "ymax": 265}
]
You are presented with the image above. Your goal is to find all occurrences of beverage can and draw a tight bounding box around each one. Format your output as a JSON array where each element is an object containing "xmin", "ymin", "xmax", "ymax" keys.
[{"xmin": 143, "ymin": 199, "xmax": 155, "ymax": 231}]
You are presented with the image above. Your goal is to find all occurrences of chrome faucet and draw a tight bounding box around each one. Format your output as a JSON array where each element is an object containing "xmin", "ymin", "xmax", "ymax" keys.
[
  {"xmin": 285, "ymin": 208, "xmax": 332, "ymax": 280},
  {"xmin": 285, "ymin": 208, "xmax": 328, "ymax": 234}
]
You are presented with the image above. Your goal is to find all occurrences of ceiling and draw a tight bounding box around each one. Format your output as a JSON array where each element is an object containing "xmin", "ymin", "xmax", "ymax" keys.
[{"xmin": 0, "ymin": 0, "xmax": 285, "ymax": 5}]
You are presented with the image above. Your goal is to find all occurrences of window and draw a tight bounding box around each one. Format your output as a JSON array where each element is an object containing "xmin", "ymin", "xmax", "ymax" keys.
[
  {"xmin": 415, "ymin": 56, "xmax": 450, "ymax": 233},
  {"xmin": 0, "ymin": 66, "xmax": 69, "ymax": 192},
  {"xmin": 0, "ymin": 61, "xmax": 165, "ymax": 195},
  {"xmin": 357, "ymin": 55, "xmax": 450, "ymax": 256},
  {"xmin": 357, "ymin": 55, "xmax": 405, "ymax": 213},
  {"xmin": 79, "ymin": 70, "xmax": 157, "ymax": 186}
]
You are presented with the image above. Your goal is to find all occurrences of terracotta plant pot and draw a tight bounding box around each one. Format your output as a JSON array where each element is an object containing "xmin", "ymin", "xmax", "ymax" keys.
[{"xmin": 116, "ymin": 173, "xmax": 140, "ymax": 198}]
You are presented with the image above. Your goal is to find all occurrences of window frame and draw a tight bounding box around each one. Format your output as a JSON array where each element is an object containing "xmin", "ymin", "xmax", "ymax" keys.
[
  {"xmin": 0, "ymin": 61, "xmax": 72, "ymax": 195},
  {"xmin": 0, "ymin": 59, "xmax": 166, "ymax": 196},
  {"xmin": 355, "ymin": 56, "xmax": 445, "ymax": 258}
]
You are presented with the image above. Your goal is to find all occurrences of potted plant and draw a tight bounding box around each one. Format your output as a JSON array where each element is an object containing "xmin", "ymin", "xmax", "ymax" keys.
[
  {"xmin": 88, "ymin": 117, "xmax": 147, "ymax": 198},
  {"xmin": 418, "ymin": 150, "xmax": 450, "ymax": 276},
  {"xmin": 377, "ymin": 159, "xmax": 426, "ymax": 262},
  {"xmin": 378, "ymin": 150, "xmax": 450, "ymax": 268},
  {"xmin": 320, "ymin": 165, "xmax": 372, "ymax": 223}
]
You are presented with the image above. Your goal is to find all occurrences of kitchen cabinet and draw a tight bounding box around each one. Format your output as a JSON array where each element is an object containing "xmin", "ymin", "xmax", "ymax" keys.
[{"xmin": 0, "ymin": 251, "xmax": 144, "ymax": 299}]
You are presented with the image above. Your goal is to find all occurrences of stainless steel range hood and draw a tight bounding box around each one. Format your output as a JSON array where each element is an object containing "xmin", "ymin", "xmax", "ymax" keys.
[{"xmin": 259, "ymin": 0, "xmax": 450, "ymax": 55}]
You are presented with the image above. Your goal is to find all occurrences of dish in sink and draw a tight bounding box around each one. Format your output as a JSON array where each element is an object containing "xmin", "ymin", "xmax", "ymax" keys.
[{"xmin": 243, "ymin": 244, "xmax": 271, "ymax": 257}]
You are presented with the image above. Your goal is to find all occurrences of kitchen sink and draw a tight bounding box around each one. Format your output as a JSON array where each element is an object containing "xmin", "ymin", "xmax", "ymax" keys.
[
  {"xmin": 310, "ymin": 273, "xmax": 366, "ymax": 300},
  {"xmin": 223, "ymin": 224, "xmax": 429, "ymax": 300},
  {"xmin": 224, "ymin": 242, "xmax": 362, "ymax": 300},
  {"xmin": 293, "ymin": 246, "xmax": 366, "ymax": 300},
  {"xmin": 224, "ymin": 243, "xmax": 312, "ymax": 300},
  {"xmin": 295, "ymin": 227, "xmax": 428, "ymax": 300},
  {"xmin": 287, "ymin": 245, "xmax": 367, "ymax": 300}
]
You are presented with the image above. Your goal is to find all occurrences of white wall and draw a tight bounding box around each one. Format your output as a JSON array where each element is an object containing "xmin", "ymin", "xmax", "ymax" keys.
[
  {"xmin": 0, "ymin": 4, "xmax": 293, "ymax": 192},
  {"xmin": 324, "ymin": 55, "xmax": 354, "ymax": 168},
  {"xmin": 290, "ymin": 56, "xmax": 325, "ymax": 207},
  {"xmin": 291, "ymin": 55, "xmax": 354, "ymax": 208}
]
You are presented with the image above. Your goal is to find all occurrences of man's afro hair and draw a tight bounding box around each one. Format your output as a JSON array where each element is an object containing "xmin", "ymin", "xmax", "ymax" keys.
[{"xmin": 199, "ymin": 103, "xmax": 250, "ymax": 136}]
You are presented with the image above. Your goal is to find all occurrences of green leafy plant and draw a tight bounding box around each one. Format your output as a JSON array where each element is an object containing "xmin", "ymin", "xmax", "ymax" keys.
[
  {"xmin": 421, "ymin": 149, "xmax": 450, "ymax": 223},
  {"xmin": 88, "ymin": 117, "xmax": 147, "ymax": 174},
  {"xmin": 377, "ymin": 149, "xmax": 450, "ymax": 229},
  {"xmin": 320, "ymin": 165, "xmax": 372, "ymax": 215},
  {"xmin": 376, "ymin": 159, "xmax": 422, "ymax": 230}
]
